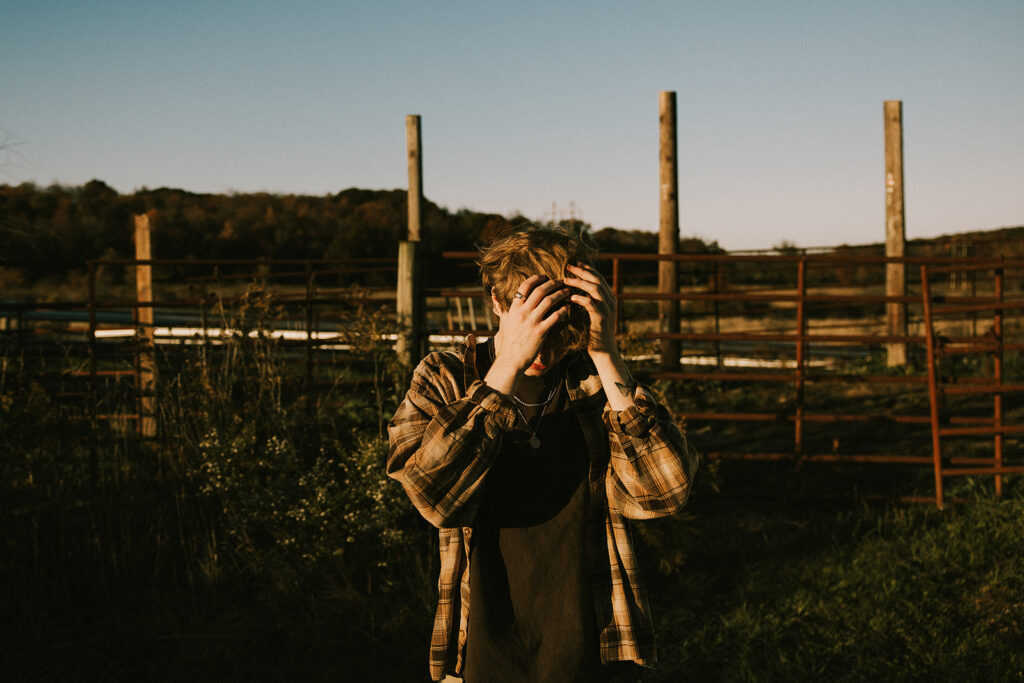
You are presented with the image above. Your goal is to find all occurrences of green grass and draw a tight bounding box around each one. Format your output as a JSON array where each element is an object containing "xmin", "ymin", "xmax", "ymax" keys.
[
  {"xmin": 4, "ymin": 295, "xmax": 1024, "ymax": 681},
  {"xmin": 645, "ymin": 474, "xmax": 1024, "ymax": 681}
]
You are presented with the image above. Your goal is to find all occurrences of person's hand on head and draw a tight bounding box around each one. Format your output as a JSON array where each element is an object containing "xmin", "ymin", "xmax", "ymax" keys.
[
  {"xmin": 491, "ymin": 275, "xmax": 572, "ymax": 374},
  {"xmin": 564, "ymin": 263, "xmax": 618, "ymax": 357}
]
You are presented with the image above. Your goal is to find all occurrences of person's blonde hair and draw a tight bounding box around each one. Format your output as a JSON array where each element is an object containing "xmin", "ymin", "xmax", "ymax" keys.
[{"xmin": 478, "ymin": 225, "xmax": 596, "ymax": 355}]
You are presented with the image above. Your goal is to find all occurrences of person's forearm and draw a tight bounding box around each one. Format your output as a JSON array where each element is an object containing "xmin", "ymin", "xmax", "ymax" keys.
[
  {"xmin": 483, "ymin": 356, "xmax": 523, "ymax": 397},
  {"xmin": 590, "ymin": 349, "xmax": 636, "ymax": 411}
]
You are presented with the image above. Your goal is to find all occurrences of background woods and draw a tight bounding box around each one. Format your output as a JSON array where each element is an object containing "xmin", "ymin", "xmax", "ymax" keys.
[
  {"xmin": 2, "ymin": 181, "xmax": 724, "ymax": 289},
  {"xmin": 8, "ymin": 180, "xmax": 1024, "ymax": 296}
]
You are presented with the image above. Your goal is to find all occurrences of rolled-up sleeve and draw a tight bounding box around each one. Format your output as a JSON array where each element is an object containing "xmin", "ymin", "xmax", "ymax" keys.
[
  {"xmin": 387, "ymin": 353, "xmax": 517, "ymax": 528},
  {"xmin": 603, "ymin": 384, "xmax": 700, "ymax": 520}
]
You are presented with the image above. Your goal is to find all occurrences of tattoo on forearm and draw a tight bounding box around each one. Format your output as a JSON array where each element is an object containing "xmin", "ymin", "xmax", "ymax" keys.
[{"xmin": 615, "ymin": 379, "xmax": 638, "ymax": 397}]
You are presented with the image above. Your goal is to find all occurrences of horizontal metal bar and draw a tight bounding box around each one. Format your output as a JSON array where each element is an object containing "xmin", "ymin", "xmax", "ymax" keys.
[
  {"xmin": 684, "ymin": 412, "xmax": 932, "ymax": 424},
  {"xmin": 941, "ymin": 344, "xmax": 1001, "ymax": 355},
  {"xmin": 927, "ymin": 261, "xmax": 1023, "ymax": 274},
  {"xmin": 932, "ymin": 301, "xmax": 1024, "ymax": 315},
  {"xmin": 949, "ymin": 456, "xmax": 1009, "ymax": 466},
  {"xmin": 441, "ymin": 252, "xmax": 1024, "ymax": 267},
  {"xmin": 90, "ymin": 257, "xmax": 397, "ymax": 266},
  {"xmin": 651, "ymin": 371, "xmax": 793, "ymax": 382},
  {"xmin": 684, "ymin": 412, "xmax": 781, "ymax": 422},
  {"xmin": 621, "ymin": 291, "xmax": 924, "ymax": 304},
  {"xmin": 648, "ymin": 331, "xmax": 925, "ymax": 344},
  {"xmin": 805, "ymin": 373, "xmax": 929, "ymax": 385},
  {"xmin": 928, "ymin": 295, "xmax": 1003, "ymax": 305},
  {"xmin": 942, "ymin": 384, "xmax": 1024, "ymax": 396},
  {"xmin": 651, "ymin": 371, "xmax": 929, "ymax": 385},
  {"xmin": 942, "ymin": 466, "xmax": 1024, "ymax": 477},
  {"xmin": 938, "ymin": 424, "xmax": 1024, "ymax": 436},
  {"xmin": 184, "ymin": 266, "xmax": 395, "ymax": 282},
  {"xmin": 797, "ymin": 454, "xmax": 935, "ymax": 464},
  {"xmin": 704, "ymin": 452, "xmax": 796, "ymax": 461},
  {"xmin": 706, "ymin": 452, "xmax": 935, "ymax": 464},
  {"xmin": 948, "ymin": 416, "xmax": 999, "ymax": 425}
]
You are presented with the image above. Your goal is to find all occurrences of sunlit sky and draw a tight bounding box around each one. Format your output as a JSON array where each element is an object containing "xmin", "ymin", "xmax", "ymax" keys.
[{"xmin": 2, "ymin": 1, "xmax": 1022, "ymax": 250}]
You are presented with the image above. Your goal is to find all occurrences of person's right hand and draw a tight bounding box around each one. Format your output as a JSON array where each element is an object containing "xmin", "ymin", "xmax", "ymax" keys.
[{"xmin": 493, "ymin": 275, "xmax": 571, "ymax": 373}]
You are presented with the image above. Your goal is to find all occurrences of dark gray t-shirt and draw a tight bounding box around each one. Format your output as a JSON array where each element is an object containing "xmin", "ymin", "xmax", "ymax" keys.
[{"xmin": 462, "ymin": 342, "xmax": 601, "ymax": 682}]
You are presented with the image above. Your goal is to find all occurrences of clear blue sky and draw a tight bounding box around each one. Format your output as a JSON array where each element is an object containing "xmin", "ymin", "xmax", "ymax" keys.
[{"xmin": 2, "ymin": 0, "xmax": 1022, "ymax": 250}]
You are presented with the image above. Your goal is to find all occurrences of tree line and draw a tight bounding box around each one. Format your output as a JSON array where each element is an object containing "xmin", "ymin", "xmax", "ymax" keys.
[
  {"xmin": 0, "ymin": 180, "xmax": 724, "ymax": 289},
  {"xmin": 8, "ymin": 179, "xmax": 1018, "ymax": 293}
]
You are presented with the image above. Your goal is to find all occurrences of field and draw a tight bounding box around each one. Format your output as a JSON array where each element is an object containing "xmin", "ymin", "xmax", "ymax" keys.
[
  {"xmin": 3, "ymin": 255, "xmax": 1024, "ymax": 681},
  {"xmin": 648, "ymin": 481, "xmax": 1024, "ymax": 681}
]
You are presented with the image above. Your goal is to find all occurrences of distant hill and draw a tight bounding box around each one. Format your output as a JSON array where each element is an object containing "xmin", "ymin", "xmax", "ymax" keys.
[
  {"xmin": 1, "ymin": 180, "xmax": 1020, "ymax": 285},
  {"xmin": 0, "ymin": 181, "xmax": 723, "ymax": 287},
  {"xmin": 797, "ymin": 226, "xmax": 1024, "ymax": 261}
]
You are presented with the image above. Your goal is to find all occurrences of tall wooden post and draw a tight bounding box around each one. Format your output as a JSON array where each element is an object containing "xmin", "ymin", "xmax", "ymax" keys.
[
  {"xmin": 406, "ymin": 115, "xmax": 423, "ymax": 242},
  {"xmin": 884, "ymin": 100, "xmax": 907, "ymax": 366},
  {"xmin": 659, "ymin": 91, "xmax": 680, "ymax": 371},
  {"xmin": 397, "ymin": 240, "xmax": 423, "ymax": 367},
  {"xmin": 133, "ymin": 213, "xmax": 157, "ymax": 438}
]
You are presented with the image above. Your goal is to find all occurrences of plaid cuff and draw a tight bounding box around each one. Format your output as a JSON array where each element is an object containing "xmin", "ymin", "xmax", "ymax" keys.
[
  {"xmin": 466, "ymin": 380, "xmax": 518, "ymax": 431},
  {"xmin": 604, "ymin": 385, "xmax": 659, "ymax": 437}
]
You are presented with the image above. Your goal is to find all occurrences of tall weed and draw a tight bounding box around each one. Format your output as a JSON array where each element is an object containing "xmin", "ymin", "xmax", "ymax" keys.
[{"xmin": 1, "ymin": 285, "xmax": 433, "ymax": 679}]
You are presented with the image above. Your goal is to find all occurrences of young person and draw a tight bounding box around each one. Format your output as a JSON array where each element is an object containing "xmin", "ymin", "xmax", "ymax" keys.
[{"xmin": 387, "ymin": 226, "xmax": 699, "ymax": 682}]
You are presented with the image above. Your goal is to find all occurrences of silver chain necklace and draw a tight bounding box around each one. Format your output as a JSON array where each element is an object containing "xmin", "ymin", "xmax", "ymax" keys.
[
  {"xmin": 488, "ymin": 340, "xmax": 559, "ymax": 449},
  {"xmin": 514, "ymin": 406, "xmax": 544, "ymax": 449},
  {"xmin": 514, "ymin": 399, "xmax": 554, "ymax": 449},
  {"xmin": 513, "ymin": 372, "xmax": 561, "ymax": 449},
  {"xmin": 512, "ymin": 378, "xmax": 559, "ymax": 407}
]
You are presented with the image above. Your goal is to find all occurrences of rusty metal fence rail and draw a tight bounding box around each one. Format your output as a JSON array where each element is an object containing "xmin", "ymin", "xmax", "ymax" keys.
[
  {"xmin": 6, "ymin": 251, "xmax": 1022, "ymax": 505},
  {"xmin": 922, "ymin": 259, "xmax": 1024, "ymax": 507},
  {"xmin": 437, "ymin": 251, "xmax": 1023, "ymax": 505},
  {"xmin": 1, "ymin": 257, "xmax": 399, "ymax": 438}
]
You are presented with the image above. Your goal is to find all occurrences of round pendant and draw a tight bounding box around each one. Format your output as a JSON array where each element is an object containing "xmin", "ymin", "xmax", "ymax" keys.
[{"xmin": 529, "ymin": 435, "xmax": 541, "ymax": 449}]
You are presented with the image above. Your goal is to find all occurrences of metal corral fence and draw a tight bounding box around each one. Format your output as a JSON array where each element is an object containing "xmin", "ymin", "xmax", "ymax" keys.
[
  {"xmin": 920, "ymin": 260, "xmax": 1024, "ymax": 506},
  {"xmin": 436, "ymin": 251, "xmax": 1024, "ymax": 507},
  {"xmin": 1, "ymin": 257, "xmax": 401, "ymax": 440},
  {"xmin": 4, "ymin": 252, "xmax": 1022, "ymax": 506}
]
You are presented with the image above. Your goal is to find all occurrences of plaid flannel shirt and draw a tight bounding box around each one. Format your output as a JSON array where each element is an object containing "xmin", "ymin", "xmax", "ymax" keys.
[{"xmin": 386, "ymin": 336, "xmax": 699, "ymax": 681}]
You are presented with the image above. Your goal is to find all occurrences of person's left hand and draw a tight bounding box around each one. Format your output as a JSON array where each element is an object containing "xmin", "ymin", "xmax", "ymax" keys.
[{"xmin": 564, "ymin": 263, "xmax": 618, "ymax": 356}]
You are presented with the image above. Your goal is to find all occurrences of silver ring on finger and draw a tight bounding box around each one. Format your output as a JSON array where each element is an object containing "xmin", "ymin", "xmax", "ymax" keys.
[{"xmin": 513, "ymin": 292, "xmax": 525, "ymax": 300}]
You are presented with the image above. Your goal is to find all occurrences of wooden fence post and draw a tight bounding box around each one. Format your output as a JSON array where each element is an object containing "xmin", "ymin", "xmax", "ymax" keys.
[
  {"xmin": 994, "ymin": 264, "xmax": 1004, "ymax": 498},
  {"xmin": 659, "ymin": 91, "xmax": 680, "ymax": 371},
  {"xmin": 884, "ymin": 100, "xmax": 907, "ymax": 366},
  {"xmin": 795, "ymin": 258, "xmax": 807, "ymax": 458},
  {"xmin": 87, "ymin": 261, "xmax": 99, "ymax": 490},
  {"xmin": 133, "ymin": 213, "xmax": 157, "ymax": 438},
  {"xmin": 407, "ymin": 114, "xmax": 423, "ymax": 242},
  {"xmin": 397, "ymin": 240, "xmax": 423, "ymax": 367}
]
